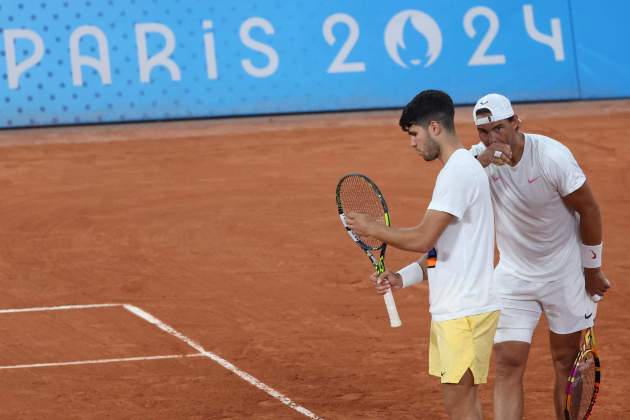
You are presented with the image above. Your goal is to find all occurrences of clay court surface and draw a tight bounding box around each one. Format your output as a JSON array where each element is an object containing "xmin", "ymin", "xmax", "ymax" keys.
[{"xmin": 0, "ymin": 100, "xmax": 628, "ymax": 419}]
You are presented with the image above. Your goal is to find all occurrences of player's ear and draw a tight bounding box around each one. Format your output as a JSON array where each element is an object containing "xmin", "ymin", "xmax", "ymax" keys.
[
  {"xmin": 512, "ymin": 115, "xmax": 521, "ymax": 131},
  {"xmin": 429, "ymin": 120, "xmax": 441, "ymax": 136}
]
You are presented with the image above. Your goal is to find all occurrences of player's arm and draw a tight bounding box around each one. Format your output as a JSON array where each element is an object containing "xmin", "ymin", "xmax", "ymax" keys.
[
  {"xmin": 562, "ymin": 181, "xmax": 611, "ymax": 297},
  {"xmin": 346, "ymin": 209, "xmax": 453, "ymax": 253},
  {"xmin": 470, "ymin": 141, "xmax": 487, "ymax": 158},
  {"xmin": 562, "ymin": 181, "xmax": 601, "ymax": 244}
]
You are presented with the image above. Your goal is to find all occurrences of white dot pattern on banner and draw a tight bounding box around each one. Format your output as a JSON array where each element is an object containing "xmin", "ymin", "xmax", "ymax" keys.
[{"xmin": 0, "ymin": 0, "xmax": 344, "ymax": 127}]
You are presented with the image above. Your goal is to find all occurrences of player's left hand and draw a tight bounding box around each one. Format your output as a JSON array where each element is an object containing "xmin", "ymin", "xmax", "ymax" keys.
[
  {"xmin": 345, "ymin": 212, "xmax": 378, "ymax": 237},
  {"xmin": 369, "ymin": 270, "xmax": 403, "ymax": 295},
  {"xmin": 584, "ymin": 268, "xmax": 611, "ymax": 298}
]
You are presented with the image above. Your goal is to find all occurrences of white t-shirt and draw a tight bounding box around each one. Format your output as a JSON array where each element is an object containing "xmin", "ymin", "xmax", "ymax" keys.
[
  {"xmin": 472, "ymin": 134, "xmax": 586, "ymax": 282},
  {"xmin": 427, "ymin": 149, "xmax": 499, "ymax": 321}
]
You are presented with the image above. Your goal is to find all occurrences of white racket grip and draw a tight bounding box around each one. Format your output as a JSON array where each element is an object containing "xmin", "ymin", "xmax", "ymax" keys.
[
  {"xmin": 339, "ymin": 214, "xmax": 359, "ymax": 242},
  {"xmin": 591, "ymin": 294, "xmax": 602, "ymax": 303},
  {"xmin": 383, "ymin": 289, "xmax": 402, "ymax": 328}
]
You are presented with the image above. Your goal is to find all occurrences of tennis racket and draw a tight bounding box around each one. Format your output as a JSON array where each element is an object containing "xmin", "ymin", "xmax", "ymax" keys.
[
  {"xmin": 336, "ymin": 173, "xmax": 401, "ymax": 328},
  {"xmin": 564, "ymin": 327, "xmax": 601, "ymax": 420}
]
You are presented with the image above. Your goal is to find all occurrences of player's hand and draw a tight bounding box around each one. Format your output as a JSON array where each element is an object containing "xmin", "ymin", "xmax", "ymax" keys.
[
  {"xmin": 477, "ymin": 143, "xmax": 513, "ymax": 168},
  {"xmin": 346, "ymin": 212, "xmax": 379, "ymax": 237},
  {"xmin": 369, "ymin": 270, "xmax": 403, "ymax": 295},
  {"xmin": 584, "ymin": 268, "xmax": 611, "ymax": 298}
]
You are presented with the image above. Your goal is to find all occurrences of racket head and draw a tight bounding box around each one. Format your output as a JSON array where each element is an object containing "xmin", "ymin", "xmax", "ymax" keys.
[
  {"xmin": 336, "ymin": 173, "xmax": 390, "ymax": 252},
  {"xmin": 564, "ymin": 329, "xmax": 601, "ymax": 420},
  {"xmin": 336, "ymin": 173, "xmax": 402, "ymax": 327}
]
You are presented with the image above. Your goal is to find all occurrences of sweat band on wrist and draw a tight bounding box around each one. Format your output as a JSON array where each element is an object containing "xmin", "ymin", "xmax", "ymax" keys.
[
  {"xmin": 397, "ymin": 262, "xmax": 424, "ymax": 288},
  {"xmin": 581, "ymin": 243, "xmax": 602, "ymax": 268}
]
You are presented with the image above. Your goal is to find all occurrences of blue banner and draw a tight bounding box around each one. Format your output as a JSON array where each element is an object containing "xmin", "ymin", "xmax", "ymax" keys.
[
  {"xmin": 0, "ymin": 1, "xmax": 599, "ymax": 128},
  {"xmin": 570, "ymin": 0, "xmax": 630, "ymax": 98}
]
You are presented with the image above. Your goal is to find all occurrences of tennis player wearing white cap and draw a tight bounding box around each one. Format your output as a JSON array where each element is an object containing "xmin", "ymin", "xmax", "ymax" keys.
[{"xmin": 469, "ymin": 93, "xmax": 610, "ymax": 420}]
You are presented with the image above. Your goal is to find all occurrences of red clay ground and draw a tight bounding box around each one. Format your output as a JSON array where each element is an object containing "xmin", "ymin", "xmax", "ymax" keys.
[{"xmin": 0, "ymin": 100, "xmax": 628, "ymax": 419}]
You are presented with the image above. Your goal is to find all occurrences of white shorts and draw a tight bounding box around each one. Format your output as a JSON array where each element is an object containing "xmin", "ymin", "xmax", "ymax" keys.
[{"xmin": 494, "ymin": 271, "xmax": 597, "ymax": 344}]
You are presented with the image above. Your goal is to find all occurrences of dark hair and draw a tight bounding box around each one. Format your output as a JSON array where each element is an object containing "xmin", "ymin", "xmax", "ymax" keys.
[
  {"xmin": 475, "ymin": 107, "xmax": 516, "ymax": 122},
  {"xmin": 399, "ymin": 89, "xmax": 455, "ymax": 133},
  {"xmin": 475, "ymin": 107, "xmax": 491, "ymax": 116}
]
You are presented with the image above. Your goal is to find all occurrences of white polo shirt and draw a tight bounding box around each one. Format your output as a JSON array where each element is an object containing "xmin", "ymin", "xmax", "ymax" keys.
[
  {"xmin": 474, "ymin": 133, "xmax": 586, "ymax": 282},
  {"xmin": 427, "ymin": 149, "xmax": 499, "ymax": 321}
]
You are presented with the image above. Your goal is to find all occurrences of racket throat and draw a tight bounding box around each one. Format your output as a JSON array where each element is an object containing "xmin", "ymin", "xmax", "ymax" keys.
[{"xmin": 376, "ymin": 258, "xmax": 385, "ymax": 274}]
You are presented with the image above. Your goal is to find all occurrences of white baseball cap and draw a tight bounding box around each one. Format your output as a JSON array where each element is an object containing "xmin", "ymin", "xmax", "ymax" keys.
[{"xmin": 473, "ymin": 93, "xmax": 514, "ymax": 126}]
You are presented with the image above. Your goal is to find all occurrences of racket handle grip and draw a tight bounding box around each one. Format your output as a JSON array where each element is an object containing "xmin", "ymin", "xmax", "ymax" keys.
[{"xmin": 383, "ymin": 289, "xmax": 402, "ymax": 328}]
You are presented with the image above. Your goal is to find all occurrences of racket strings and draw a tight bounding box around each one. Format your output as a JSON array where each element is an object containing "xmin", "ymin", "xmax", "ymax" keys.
[
  {"xmin": 338, "ymin": 176, "xmax": 386, "ymax": 249},
  {"xmin": 569, "ymin": 352, "xmax": 597, "ymax": 419}
]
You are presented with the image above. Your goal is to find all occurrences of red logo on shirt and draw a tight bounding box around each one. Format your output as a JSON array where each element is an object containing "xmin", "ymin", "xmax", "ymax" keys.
[
  {"xmin": 491, "ymin": 175, "xmax": 502, "ymax": 182},
  {"xmin": 528, "ymin": 176, "xmax": 540, "ymax": 184}
]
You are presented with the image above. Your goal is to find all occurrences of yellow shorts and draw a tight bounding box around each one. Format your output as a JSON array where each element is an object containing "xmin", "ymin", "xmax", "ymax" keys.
[{"xmin": 429, "ymin": 310, "xmax": 499, "ymax": 384}]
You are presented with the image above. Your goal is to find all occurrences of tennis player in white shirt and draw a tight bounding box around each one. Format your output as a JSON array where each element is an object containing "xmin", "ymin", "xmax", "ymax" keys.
[
  {"xmin": 347, "ymin": 90, "xmax": 499, "ymax": 420},
  {"xmin": 470, "ymin": 93, "xmax": 611, "ymax": 420}
]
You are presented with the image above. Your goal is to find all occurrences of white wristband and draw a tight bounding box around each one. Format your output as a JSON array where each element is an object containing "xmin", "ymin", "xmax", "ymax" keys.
[
  {"xmin": 581, "ymin": 243, "xmax": 602, "ymax": 268},
  {"xmin": 397, "ymin": 262, "xmax": 424, "ymax": 288}
]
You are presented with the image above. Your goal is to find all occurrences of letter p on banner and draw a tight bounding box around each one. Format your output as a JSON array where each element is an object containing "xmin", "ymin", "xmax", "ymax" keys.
[{"xmin": 4, "ymin": 29, "xmax": 45, "ymax": 90}]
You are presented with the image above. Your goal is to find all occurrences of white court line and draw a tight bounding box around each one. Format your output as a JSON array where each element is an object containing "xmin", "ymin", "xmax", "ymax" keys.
[
  {"xmin": 123, "ymin": 304, "xmax": 324, "ymax": 419},
  {"xmin": 0, "ymin": 353, "xmax": 204, "ymax": 370},
  {"xmin": 0, "ymin": 303, "xmax": 324, "ymax": 419},
  {"xmin": 0, "ymin": 303, "xmax": 121, "ymax": 314}
]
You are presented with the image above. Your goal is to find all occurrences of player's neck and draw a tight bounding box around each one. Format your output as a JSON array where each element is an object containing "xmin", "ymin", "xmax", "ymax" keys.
[
  {"xmin": 509, "ymin": 132, "xmax": 526, "ymax": 165},
  {"xmin": 438, "ymin": 135, "xmax": 464, "ymax": 164}
]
